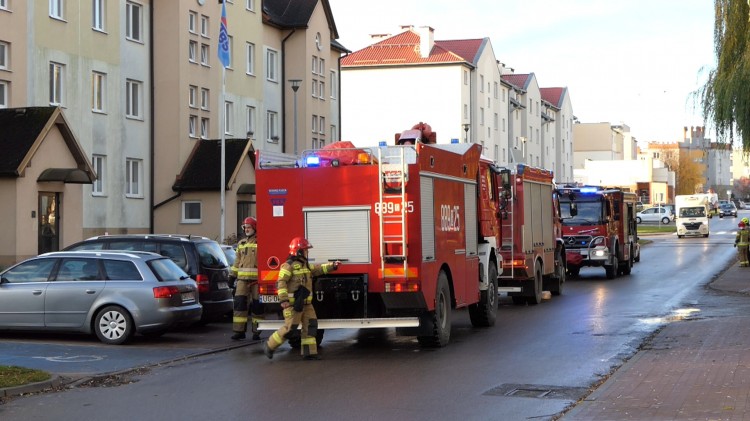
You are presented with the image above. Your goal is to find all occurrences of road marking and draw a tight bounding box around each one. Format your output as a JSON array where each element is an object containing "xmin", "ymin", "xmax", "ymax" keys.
[{"xmin": 32, "ymin": 355, "xmax": 105, "ymax": 362}]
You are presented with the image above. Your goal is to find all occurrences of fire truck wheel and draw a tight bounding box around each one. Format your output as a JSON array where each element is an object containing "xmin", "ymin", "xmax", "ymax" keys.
[
  {"xmin": 417, "ymin": 271, "xmax": 451, "ymax": 347},
  {"xmin": 527, "ymin": 265, "xmax": 543, "ymax": 305},
  {"xmin": 469, "ymin": 264, "xmax": 498, "ymax": 327},
  {"xmin": 621, "ymin": 249, "xmax": 633, "ymax": 276},
  {"xmin": 605, "ymin": 251, "xmax": 619, "ymax": 280},
  {"xmin": 551, "ymin": 250, "xmax": 565, "ymax": 296}
]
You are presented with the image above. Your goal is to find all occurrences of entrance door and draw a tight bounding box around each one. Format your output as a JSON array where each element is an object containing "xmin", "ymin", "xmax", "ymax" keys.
[{"xmin": 38, "ymin": 193, "xmax": 60, "ymax": 254}]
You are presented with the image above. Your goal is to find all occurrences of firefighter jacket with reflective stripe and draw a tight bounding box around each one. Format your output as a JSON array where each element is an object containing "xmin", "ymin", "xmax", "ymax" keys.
[
  {"xmin": 276, "ymin": 258, "xmax": 335, "ymax": 304},
  {"xmin": 230, "ymin": 237, "xmax": 258, "ymax": 281},
  {"xmin": 736, "ymin": 228, "xmax": 750, "ymax": 247}
]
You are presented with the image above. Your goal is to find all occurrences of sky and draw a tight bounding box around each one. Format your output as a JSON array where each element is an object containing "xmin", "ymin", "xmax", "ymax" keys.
[{"xmin": 327, "ymin": 0, "xmax": 716, "ymax": 144}]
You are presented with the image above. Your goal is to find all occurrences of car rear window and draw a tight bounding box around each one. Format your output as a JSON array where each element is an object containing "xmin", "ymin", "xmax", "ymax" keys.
[
  {"xmin": 159, "ymin": 243, "xmax": 188, "ymax": 270},
  {"xmin": 109, "ymin": 240, "xmax": 158, "ymax": 253},
  {"xmin": 67, "ymin": 242, "xmax": 104, "ymax": 251},
  {"xmin": 103, "ymin": 259, "xmax": 143, "ymax": 281},
  {"xmin": 149, "ymin": 257, "xmax": 191, "ymax": 282},
  {"xmin": 196, "ymin": 241, "xmax": 229, "ymax": 268}
]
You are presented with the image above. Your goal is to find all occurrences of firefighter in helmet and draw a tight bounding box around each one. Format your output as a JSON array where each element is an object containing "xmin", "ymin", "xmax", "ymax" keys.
[
  {"xmin": 230, "ymin": 216, "xmax": 264, "ymax": 340},
  {"xmin": 263, "ymin": 237, "xmax": 340, "ymax": 360},
  {"xmin": 735, "ymin": 217, "xmax": 750, "ymax": 267}
]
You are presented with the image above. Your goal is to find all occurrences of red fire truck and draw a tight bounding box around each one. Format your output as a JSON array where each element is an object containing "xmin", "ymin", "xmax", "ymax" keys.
[
  {"xmin": 496, "ymin": 164, "xmax": 566, "ymax": 304},
  {"xmin": 254, "ymin": 140, "xmax": 502, "ymax": 347},
  {"xmin": 558, "ymin": 186, "xmax": 638, "ymax": 279}
]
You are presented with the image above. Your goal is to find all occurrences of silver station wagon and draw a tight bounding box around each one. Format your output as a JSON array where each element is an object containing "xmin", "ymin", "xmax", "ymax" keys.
[{"xmin": 0, "ymin": 251, "xmax": 202, "ymax": 344}]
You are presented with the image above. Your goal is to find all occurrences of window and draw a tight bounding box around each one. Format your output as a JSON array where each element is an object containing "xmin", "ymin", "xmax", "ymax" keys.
[
  {"xmin": 480, "ymin": 108, "xmax": 484, "ymax": 125},
  {"xmin": 312, "ymin": 55, "xmax": 318, "ymax": 74},
  {"xmin": 463, "ymin": 70, "xmax": 468, "ymax": 85},
  {"xmin": 0, "ymin": 80, "xmax": 7, "ymax": 108},
  {"xmin": 266, "ymin": 111, "xmax": 278, "ymax": 142},
  {"xmin": 493, "ymin": 82, "xmax": 498, "ymax": 99},
  {"xmin": 182, "ymin": 201, "xmax": 202, "ymax": 224},
  {"xmin": 188, "ymin": 11, "xmax": 197, "ymax": 33},
  {"xmin": 312, "ymin": 80, "xmax": 318, "ymax": 98},
  {"xmin": 480, "ymin": 75, "xmax": 484, "ymax": 92},
  {"xmin": 50, "ymin": 0, "xmax": 63, "ymax": 19},
  {"xmin": 92, "ymin": 154, "xmax": 105, "ymax": 195},
  {"xmin": 0, "ymin": 0, "xmax": 7, "ymax": 10},
  {"xmin": 226, "ymin": 35, "xmax": 233, "ymax": 68},
  {"xmin": 330, "ymin": 125, "xmax": 337, "ymax": 142},
  {"xmin": 330, "ymin": 70, "xmax": 337, "ymax": 98},
  {"xmin": 266, "ymin": 49, "xmax": 278, "ymax": 81},
  {"xmin": 200, "ymin": 88, "xmax": 209, "ymax": 110},
  {"xmin": 125, "ymin": 79, "xmax": 142, "ymax": 118},
  {"xmin": 319, "ymin": 81, "xmax": 325, "ymax": 99},
  {"xmin": 246, "ymin": 42, "xmax": 255, "ymax": 75},
  {"xmin": 246, "ymin": 106, "xmax": 256, "ymax": 136},
  {"xmin": 126, "ymin": 2, "xmax": 142, "ymax": 42},
  {"xmin": 188, "ymin": 40, "xmax": 197, "ymax": 62},
  {"xmin": 0, "ymin": 41, "xmax": 8, "ymax": 70},
  {"xmin": 246, "ymin": 0, "xmax": 255, "ymax": 12},
  {"xmin": 188, "ymin": 85, "xmax": 197, "ymax": 108},
  {"xmin": 189, "ymin": 115, "xmax": 197, "ymax": 137},
  {"xmin": 125, "ymin": 158, "xmax": 142, "ymax": 198},
  {"xmin": 319, "ymin": 58, "xmax": 325, "ymax": 75},
  {"xmin": 92, "ymin": 0, "xmax": 104, "ymax": 31},
  {"xmin": 319, "ymin": 117, "xmax": 325, "ymax": 135},
  {"xmin": 200, "ymin": 44, "xmax": 209, "ymax": 66},
  {"xmin": 91, "ymin": 71, "xmax": 105, "ymax": 112},
  {"xmin": 224, "ymin": 101, "xmax": 232, "ymax": 135},
  {"xmin": 463, "ymin": 104, "xmax": 468, "ymax": 119},
  {"xmin": 49, "ymin": 62, "xmax": 64, "ymax": 105},
  {"xmin": 200, "ymin": 15, "xmax": 209, "ymax": 37},
  {"xmin": 200, "ymin": 117, "xmax": 209, "ymax": 138},
  {"xmin": 312, "ymin": 115, "xmax": 318, "ymax": 133}
]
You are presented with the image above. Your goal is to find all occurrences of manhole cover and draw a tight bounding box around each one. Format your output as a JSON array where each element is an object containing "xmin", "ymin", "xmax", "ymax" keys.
[{"xmin": 484, "ymin": 383, "xmax": 589, "ymax": 401}]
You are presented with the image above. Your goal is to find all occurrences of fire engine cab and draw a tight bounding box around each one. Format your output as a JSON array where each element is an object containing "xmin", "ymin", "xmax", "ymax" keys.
[{"xmin": 254, "ymin": 138, "xmax": 502, "ymax": 347}]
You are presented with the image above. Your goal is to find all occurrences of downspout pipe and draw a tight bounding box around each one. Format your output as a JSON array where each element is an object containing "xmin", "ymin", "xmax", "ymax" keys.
[
  {"xmin": 280, "ymin": 29, "xmax": 295, "ymax": 154},
  {"xmin": 149, "ymin": 1, "xmax": 155, "ymax": 233}
]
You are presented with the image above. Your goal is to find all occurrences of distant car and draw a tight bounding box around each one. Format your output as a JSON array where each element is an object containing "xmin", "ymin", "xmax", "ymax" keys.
[
  {"xmin": 719, "ymin": 202, "xmax": 738, "ymax": 218},
  {"xmin": 636, "ymin": 207, "xmax": 674, "ymax": 224},
  {"xmin": 64, "ymin": 234, "xmax": 233, "ymax": 323},
  {"xmin": 737, "ymin": 201, "xmax": 746, "ymax": 210},
  {"xmin": 221, "ymin": 244, "xmax": 236, "ymax": 267},
  {"xmin": 0, "ymin": 251, "xmax": 201, "ymax": 344}
]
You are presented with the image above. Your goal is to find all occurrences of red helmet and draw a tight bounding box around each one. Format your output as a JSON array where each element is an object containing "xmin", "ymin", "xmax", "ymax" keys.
[
  {"xmin": 242, "ymin": 217, "xmax": 257, "ymax": 230},
  {"xmin": 289, "ymin": 237, "xmax": 313, "ymax": 255}
]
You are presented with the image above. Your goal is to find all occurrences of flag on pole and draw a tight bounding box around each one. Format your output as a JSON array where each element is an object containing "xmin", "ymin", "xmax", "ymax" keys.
[{"xmin": 218, "ymin": 1, "xmax": 230, "ymax": 68}]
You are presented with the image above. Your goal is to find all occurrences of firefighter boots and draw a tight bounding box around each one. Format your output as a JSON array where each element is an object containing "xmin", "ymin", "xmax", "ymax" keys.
[
  {"xmin": 231, "ymin": 332, "xmax": 246, "ymax": 341},
  {"xmin": 263, "ymin": 341, "xmax": 274, "ymax": 359}
]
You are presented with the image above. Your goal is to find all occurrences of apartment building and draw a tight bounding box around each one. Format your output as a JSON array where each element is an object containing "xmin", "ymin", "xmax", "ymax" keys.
[{"xmin": 0, "ymin": 0, "xmax": 344, "ymax": 263}]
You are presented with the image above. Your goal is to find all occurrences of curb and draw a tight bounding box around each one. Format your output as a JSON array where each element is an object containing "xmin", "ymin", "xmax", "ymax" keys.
[{"xmin": 0, "ymin": 338, "xmax": 260, "ymax": 400}]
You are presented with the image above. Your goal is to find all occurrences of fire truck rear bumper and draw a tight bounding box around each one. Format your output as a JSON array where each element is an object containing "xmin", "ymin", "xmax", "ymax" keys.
[{"xmin": 257, "ymin": 317, "xmax": 420, "ymax": 331}]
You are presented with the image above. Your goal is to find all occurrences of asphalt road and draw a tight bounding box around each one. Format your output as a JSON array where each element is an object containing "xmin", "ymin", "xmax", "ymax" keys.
[{"xmin": 0, "ymin": 213, "xmax": 745, "ymax": 420}]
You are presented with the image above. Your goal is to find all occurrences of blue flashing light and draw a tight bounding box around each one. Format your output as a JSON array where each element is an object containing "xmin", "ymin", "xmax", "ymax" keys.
[
  {"xmin": 451, "ymin": 138, "xmax": 459, "ymax": 144},
  {"xmin": 379, "ymin": 141, "xmax": 387, "ymax": 146},
  {"xmin": 579, "ymin": 187, "xmax": 598, "ymax": 193},
  {"xmin": 305, "ymin": 155, "xmax": 321, "ymax": 167}
]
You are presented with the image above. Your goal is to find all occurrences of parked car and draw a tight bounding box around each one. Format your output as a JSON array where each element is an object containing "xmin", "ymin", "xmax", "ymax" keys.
[
  {"xmin": 737, "ymin": 200, "xmax": 746, "ymax": 210},
  {"xmin": 0, "ymin": 251, "xmax": 201, "ymax": 344},
  {"xmin": 719, "ymin": 202, "xmax": 738, "ymax": 218},
  {"xmin": 636, "ymin": 206, "xmax": 674, "ymax": 224},
  {"xmin": 221, "ymin": 244, "xmax": 237, "ymax": 292},
  {"xmin": 64, "ymin": 234, "xmax": 233, "ymax": 323}
]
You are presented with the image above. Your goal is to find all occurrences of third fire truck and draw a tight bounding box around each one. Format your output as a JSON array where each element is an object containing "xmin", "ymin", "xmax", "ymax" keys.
[
  {"xmin": 254, "ymin": 135, "xmax": 502, "ymax": 347},
  {"xmin": 558, "ymin": 186, "xmax": 639, "ymax": 279},
  {"xmin": 496, "ymin": 164, "xmax": 566, "ymax": 304}
]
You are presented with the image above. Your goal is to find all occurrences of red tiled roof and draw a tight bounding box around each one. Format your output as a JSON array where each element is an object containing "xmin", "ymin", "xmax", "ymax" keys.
[
  {"xmin": 341, "ymin": 30, "xmax": 483, "ymax": 67},
  {"xmin": 540, "ymin": 87, "xmax": 565, "ymax": 108},
  {"xmin": 501, "ymin": 73, "xmax": 531, "ymax": 90}
]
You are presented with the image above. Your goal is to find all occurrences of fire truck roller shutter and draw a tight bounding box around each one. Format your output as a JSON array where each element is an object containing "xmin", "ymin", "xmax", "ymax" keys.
[
  {"xmin": 420, "ymin": 176, "xmax": 436, "ymax": 261},
  {"xmin": 465, "ymin": 183, "xmax": 478, "ymax": 257},
  {"xmin": 304, "ymin": 207, "xmax": 372, "ymax": 264}
]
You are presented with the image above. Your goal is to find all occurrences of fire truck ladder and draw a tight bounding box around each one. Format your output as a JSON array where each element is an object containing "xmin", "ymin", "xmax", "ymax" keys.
[
  {"xmin": 378, "ymin": 147, "xmax": 408, "ymax": 278},
  {"xmin": 499, "ymin": 170, "xmax": 516, "ymax": 281}
]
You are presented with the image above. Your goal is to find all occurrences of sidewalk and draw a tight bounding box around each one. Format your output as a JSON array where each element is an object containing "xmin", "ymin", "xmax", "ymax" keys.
[{"xmin": 564, "ymin": 259, "xmax": 750, "ymax": 420}]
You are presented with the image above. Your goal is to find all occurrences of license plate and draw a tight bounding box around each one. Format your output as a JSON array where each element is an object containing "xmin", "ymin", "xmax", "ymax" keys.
[
  {"xmin": 260, "ymin": 295, "xmax": 280, "ymax": 304},
  {"xmin": 218, "ymin": 282, "xmax": 228, "ymax": 290},
  {"xmin": 181, "ymin": 292, "xmax": 196, "ymax": 302}
]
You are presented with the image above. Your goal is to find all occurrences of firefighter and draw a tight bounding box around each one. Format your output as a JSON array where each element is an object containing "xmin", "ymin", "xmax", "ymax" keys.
[
  {"xmin": 263, "ymin": 237, "xmax": 340, "ymax": 360},
  {"xmin": 735, "ymin": 217, "xmax": 750, "ymax": 267},
  {"xmin": 230, "ymin": 216, "xmax": 264, "ymax": 340}
]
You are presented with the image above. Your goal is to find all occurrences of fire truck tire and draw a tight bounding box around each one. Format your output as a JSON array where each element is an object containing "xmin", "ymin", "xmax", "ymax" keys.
[
  {"xmin": 605, "ymin": 251, "xmax": 619, "ymax": 280},
  {"xmin": 469, "ymin": 264, "xmax": 498, "ymax": 327},
  {"xmin": 527, "ymin": 264, "xmax": 543, "ymax": 305},
  {"xmin": 417, "ymin": 272, "xmax": 452, "ymax": 347},
  {"xmin": 550, "ymin": 251, "xmax": 565, "ymax": 296},
  {"xmin": 289, "ymin": 329, "xmax": 325, "ymax": 349},
  {"xmin": 620, "ymin": 249, "xmax": 633, "ymax": 276}
]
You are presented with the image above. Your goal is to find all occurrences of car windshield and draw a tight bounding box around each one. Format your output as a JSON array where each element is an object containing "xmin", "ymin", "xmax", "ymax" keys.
[
  {"xmin": 561, "ymin": 200, "xmax": 603, "ymax": 225},
  {"xmin": 680, "ymin": 207, "xmax": 706, "ymax": 217},
  {"xmin": 149, "ymin": 257, "xmax": 190, "ymax": 282},
  {"xmin": 196, "ymin": 241, "xmax": 229, "ymax": 268}
]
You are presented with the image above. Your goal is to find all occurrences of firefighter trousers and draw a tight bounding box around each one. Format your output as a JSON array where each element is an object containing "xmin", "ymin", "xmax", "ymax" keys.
[
  {"xmin": 266, "ymin": 303, "xmax": 318, "ymax": 357},
  {"xmin": 232, "ymin": 280, "xmax": 264, "ymax": 335},
  {"xmin": 738, "ymin": 246, "xmax": 749, "ymax": 267}
]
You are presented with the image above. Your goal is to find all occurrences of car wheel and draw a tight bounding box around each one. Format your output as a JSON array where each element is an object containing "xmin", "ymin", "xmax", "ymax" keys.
[
  {"xmin": 661, "ymin": 217, "xmax": 670, "ymax": 224},
  {"xmin": 636, "ymin": 217, "xmax": 642, "ymax": 224},
  {"xmin": 94, "ymin": 305, "xmax": 134, "ymax": 345}
]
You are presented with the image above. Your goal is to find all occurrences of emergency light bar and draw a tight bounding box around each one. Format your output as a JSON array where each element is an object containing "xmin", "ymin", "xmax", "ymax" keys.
[
  {"xmin": 306, "ymin": 155, "xmax": 321, "ymax": 167},
  {"xmin": 579, "ymin": 187, "xmax": 599, "ymax": 193}
]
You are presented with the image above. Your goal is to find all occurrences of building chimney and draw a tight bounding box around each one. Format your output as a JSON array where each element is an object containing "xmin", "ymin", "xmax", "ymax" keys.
[{"xmin": 418, "ymin": 26, "xmax": 434, "ymax": 59}]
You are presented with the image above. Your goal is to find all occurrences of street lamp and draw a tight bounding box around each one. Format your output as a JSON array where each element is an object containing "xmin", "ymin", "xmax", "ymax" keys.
[
  {"xmin": 289, "ymin": 79, "xmax": 302, "ymax": 155},
  {"xmin": 463, "ymin": 123, "xmax": 470, "ymax": 142}
]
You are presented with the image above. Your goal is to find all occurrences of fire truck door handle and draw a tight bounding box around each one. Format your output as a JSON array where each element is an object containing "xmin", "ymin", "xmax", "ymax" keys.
[
  {"xmin": 351, "ymin": 291, "xmax": 360, "ymax": 301},
  {"xmin": 316, "ymin": 291, "xmax": 324, "ymax": 301}
]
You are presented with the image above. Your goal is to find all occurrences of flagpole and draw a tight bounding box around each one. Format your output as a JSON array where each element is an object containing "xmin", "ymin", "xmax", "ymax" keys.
[{"xmin": 220, "ymin": 67, "xmax": 226, "ymax": 243}]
